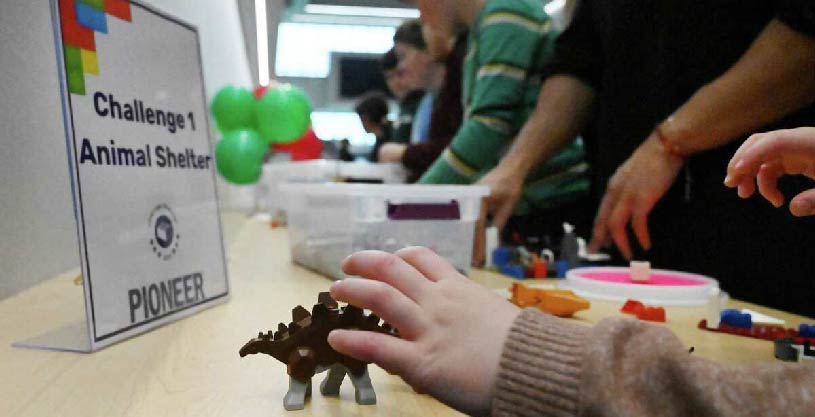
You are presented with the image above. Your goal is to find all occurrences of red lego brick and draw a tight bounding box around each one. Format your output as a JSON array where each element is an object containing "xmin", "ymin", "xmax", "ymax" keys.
[
  {"xmin": 621, "ymin": 299, "xmax": 644, "ymax": 315},
  {"xmin": 638, "ymin": 306, "xmax": 666, "ymax": 322},
  {"xmin": 621, "ymin": 299, "xmax": 666, "ymax": 322}
]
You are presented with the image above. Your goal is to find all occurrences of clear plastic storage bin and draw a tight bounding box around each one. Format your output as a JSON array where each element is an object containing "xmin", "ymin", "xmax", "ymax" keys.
[
  {"xmin": 280, "ymin": 183, "xmax": 489, "ymax": 279},
  {"xmin": 258, "ymin": 161, "xmax": 407, "ymax": 213}
]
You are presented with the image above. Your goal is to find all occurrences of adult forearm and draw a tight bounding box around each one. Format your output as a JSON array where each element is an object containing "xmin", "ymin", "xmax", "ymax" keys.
[
  {"xmin": 660, "ymin": 19, "xmax": 815, "ymax": 155},
  {"xmin": 499, "ymin": 75, "xmax": 595, "ymax": 177}
]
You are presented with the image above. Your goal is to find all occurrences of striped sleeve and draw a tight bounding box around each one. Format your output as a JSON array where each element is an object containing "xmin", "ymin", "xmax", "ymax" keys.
[{"xmin": 421, "ymin": 8, "xmax": 556, "ymax": 184}]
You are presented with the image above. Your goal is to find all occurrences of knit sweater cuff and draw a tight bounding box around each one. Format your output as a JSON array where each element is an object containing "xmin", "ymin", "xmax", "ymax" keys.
[{"xmin": 492, "ymin": 309, "xmax": 588, "ymax": 417}]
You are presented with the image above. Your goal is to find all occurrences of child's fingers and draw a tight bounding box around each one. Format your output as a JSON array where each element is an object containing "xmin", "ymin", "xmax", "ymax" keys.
[
  {"xmin": 394, "ymin": 246, "xmax": 460, "ymax": 282},
  {"xmin": 756, "ymin": 162, "xmax": 785, "ymax": 207},
  {"xmin": 789, "ymin": 189, "xmax": 815, "ymax": 217},
  {"xmin": 732, "ymin": 128, "xmax": 815, "ymax": 179},
  {"xmin": 328, "ymin": 329, "xmax": 420, "ymax": 377},
  {"xmin": 330, "ymin": 278, "xmax": 428, "ymax": 338},
  {"xmin": 342, "ymin": 251, "xmax": 430, "ymax": 301},
  {"xmin": 726, "ymin": 133, "xmax": 765, "ymax": 186}
]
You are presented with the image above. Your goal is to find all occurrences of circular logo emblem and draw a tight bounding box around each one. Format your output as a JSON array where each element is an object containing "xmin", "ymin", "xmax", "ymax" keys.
[{"xmin": 149, "ymin": 204, "xmax": 180, "ymax": 260}]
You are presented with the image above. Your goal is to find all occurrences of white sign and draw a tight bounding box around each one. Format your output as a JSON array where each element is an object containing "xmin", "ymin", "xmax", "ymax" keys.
[{"xmin": 43, "ymin": 0, "xmax": 228, "ymax": 350}]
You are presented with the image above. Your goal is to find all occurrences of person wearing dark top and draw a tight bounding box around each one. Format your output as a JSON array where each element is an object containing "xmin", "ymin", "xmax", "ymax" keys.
[
  {"xmin": 478, "ymin": 0, "xmax": 815, "ymax": 316},
  {"xmin": 379, "ymin": 31, "xmax": 467, "ymax": 183},
  {"xmin": 355, "ymin": 92, "xmax": 394, "ymax": 162}
]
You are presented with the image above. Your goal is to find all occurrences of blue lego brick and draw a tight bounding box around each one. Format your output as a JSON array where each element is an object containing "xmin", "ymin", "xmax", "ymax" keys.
[
  {"xmin": 720, "ymin": 309, "xmax": 752, "ymax": 329},
  {"xmin": 799, "ymin": 323, "xmax": 815, "ymax": 338},
  {"xmin": 499, "ymin": 264, "xmax": 526, "ymax": 279},
  {"xmin": 555, "ymin": 260, "xmax": 570, "ymax": 278},
  {"xmin": 492, "ymin": 247, "xmax": 514, "ymax": 267}
]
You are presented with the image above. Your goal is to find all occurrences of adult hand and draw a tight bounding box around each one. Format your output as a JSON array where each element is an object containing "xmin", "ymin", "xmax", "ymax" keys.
[
  {"xmin": 477, "ymin": 165, "xmax": 524, "ymax": 232},
  {"xmin": 328, "ymin": 247, "xmax": 521, "ymax": 417},
  {"xmin": 378, "ymin": 143, "xmax": 408, "ymax": 163},
  {"xmin": 589, "ymin": 135, "xmax": 684, "ymax": 259},
  {"xmin": 724, "ymin": 127, "xmax": 815, "ymax": 216}
]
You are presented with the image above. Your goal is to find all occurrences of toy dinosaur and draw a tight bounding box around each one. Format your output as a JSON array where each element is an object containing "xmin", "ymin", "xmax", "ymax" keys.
[
  {"xmin": 239, "ymin": 292, "xmax": 397, "ymax": 410},
  {"xmin": 509, "ymin": 282, "xmax": 590, "ymax": 317}
]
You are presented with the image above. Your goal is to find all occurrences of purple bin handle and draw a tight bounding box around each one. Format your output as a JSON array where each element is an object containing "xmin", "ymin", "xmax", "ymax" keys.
[{"xmin": 387, "ymin": 200, "xmax": 461, "ymax": 220}]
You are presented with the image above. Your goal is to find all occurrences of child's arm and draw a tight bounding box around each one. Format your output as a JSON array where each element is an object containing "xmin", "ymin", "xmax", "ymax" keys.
[
  {"xmin": 329, "ymin": 248, "xmax": 815, "ymax": 417},
  {"xmin": 419, "ymin": 10, "xmax": 556, "ymax": 184},
  {"xmin": 725, "ymin": 127, "xmax": 815, "ymax": 216},
  {"xmin": 496, "ymin": 310, "xmax": 815, "ymax": 417}
]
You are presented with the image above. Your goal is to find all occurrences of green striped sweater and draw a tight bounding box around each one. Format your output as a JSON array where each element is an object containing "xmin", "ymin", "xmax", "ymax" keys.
[{"xmin": 419, "ymin": 0, "xmax": 589, "ymax": 214}]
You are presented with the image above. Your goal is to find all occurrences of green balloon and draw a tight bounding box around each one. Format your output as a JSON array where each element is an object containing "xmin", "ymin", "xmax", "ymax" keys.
[
  {"xmin": 211, "ymin": 86, "xmax": 256, "ymax": 133},
  {"xmin": 215, "ymin": 129, "xmax": 267, "ymax": 184},
  {"xmin": 255, "ymin": 84, "xmax": 312, "ymax": 144}
]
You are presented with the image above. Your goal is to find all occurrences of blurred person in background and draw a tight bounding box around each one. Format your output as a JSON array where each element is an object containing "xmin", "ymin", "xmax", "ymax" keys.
[{"xmin": 355, "ymin": 91, "xmax": 393, "ymax": 163}]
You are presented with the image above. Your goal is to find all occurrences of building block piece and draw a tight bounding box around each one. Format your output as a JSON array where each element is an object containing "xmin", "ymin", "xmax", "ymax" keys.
[
  {"xmin": 500, "ymin": 264, "xmax": 526, "ymax": 279},
  {"xmin": 531, "ymin": 256, "xmax": 548, "ymax": 279},
  {"xmin": 799, "ymin": 324, "xmax": 815, "ymax": 338},
  {"xmin": 509, "ymin": 282, "xmax": 590, "ymax": 317},
  {"xmin": 620, "ymin": 299, "xmax": 666, "ymax": 322},
  {"xmin": 697, "ymin": 319, "xmax": 815, "ymax": 347},
  {"xmin": 621, "ymin": 299, "xmax": 644, "ymax": 315},
  {"xmin": 630, "ymin": 260, "xmax": 651, "ymax": 282},
  {"xmin": 555, "ymin": 260, "xmax": 569, "ymax": 278},
  {"xmin": 76, "ymin": 2, "xmax": 108, "ymax": 33},
  {"xmin": 80, "ymin": 49, "xmax": 99, "ymax": 75},
  {"xmin": 774, "ymin": 337, "xmax": 815, "ymax": 362},
  {"xmin": 492, "ymin": 247, "xmax": 513, "ymax": 268},
  {"xmin": 720, "ymin": 309, "xmax": 752, "ymax": 329},
  {"xmin": 638, "ymin": 306, "xmax": 666, "ymax": 322},
  {"xmin": 104, "ymin": 0, "xmax": 132, "ymax": 21}
]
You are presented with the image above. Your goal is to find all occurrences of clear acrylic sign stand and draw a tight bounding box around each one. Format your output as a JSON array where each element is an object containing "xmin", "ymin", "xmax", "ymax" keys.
[{"xmin": 6, "ymin": 0, "xmax": 229, "ymax": 353}]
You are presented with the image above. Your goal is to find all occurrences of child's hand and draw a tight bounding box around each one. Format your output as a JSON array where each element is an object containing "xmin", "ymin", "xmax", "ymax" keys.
[
  {"xmin": 724, "ymin": 127, "xmax": 815, "ymax": 216},
  {"xmin": 327, "ymin": 247, "xmax": 521, "ymax": 417}
]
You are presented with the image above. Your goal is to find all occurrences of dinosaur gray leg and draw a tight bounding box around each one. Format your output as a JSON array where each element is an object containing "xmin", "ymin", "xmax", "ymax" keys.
[
  {"xmin": 283, "ymin": 377, "xmax": 311, "ymax": 411},
  {"xmin": 319, "ymin": 364, "xmax": 346, "ymax": 396},
  {"xmin": 348, "ymin": 366, "xmax": 376, "ymax": 405}
]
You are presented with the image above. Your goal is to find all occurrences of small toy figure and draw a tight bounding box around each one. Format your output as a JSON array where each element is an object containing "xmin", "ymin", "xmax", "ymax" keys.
[
  {"xmin": 509, "ymin": 282, "xmax": 590, "ymax": 317},
  {"xmin": 239, "ymin": 292, "xmax": 397, "ymax": 411},
  {"xmin": 560, "ymin": 223, "xmax": 580, "ymax": 270}
]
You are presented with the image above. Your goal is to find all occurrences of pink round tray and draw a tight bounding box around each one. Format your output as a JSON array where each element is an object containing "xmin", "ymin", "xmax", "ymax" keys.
[{"xmin": 563, "ymin": 267, "xmax": 720, "ymax": 306}]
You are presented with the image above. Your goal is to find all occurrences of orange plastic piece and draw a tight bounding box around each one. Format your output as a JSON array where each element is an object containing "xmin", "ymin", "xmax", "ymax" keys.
[
  {"xmin": 509, "ymin": 282, "xmax": 590, "ymax": 317},
  {"xmin": 620, "ymin": 299, "xmax": 666, "ymax": 322}
]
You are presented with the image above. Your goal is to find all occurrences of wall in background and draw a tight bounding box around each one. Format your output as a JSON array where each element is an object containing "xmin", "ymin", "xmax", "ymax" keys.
[
  {"xmin": 144, "ymin": 0, "xmax": 259, "ymax": 211},
  {"xmin": 0, "ymin": 0, "xmax": 80, "ymax": 300},
  {"xmin": 0, "ymin": 0, "xmax": 260, "ymax": 300}
]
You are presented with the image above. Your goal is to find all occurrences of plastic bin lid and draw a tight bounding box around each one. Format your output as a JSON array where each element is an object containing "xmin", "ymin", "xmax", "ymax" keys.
[{"xmin": 279, "ymin": 182, "xmax": 490, "ymax": 198}]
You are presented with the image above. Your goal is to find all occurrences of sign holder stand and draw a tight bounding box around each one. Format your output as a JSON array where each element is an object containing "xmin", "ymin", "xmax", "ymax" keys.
[{"xmin": 12, "ymin": 0, "xmax": 229, "ymax": 353}]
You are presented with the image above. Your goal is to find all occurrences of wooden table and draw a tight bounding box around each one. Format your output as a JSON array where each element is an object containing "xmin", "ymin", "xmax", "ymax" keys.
[{"xmin": 1, "ymin": 213, "xmax": 810, "ymax": 416}]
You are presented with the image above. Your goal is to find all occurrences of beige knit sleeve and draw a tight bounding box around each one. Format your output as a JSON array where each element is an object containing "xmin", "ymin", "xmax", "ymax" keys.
[{"xmin": 492, "ymin": 308, "xmax": 815, "ymax": 417}]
